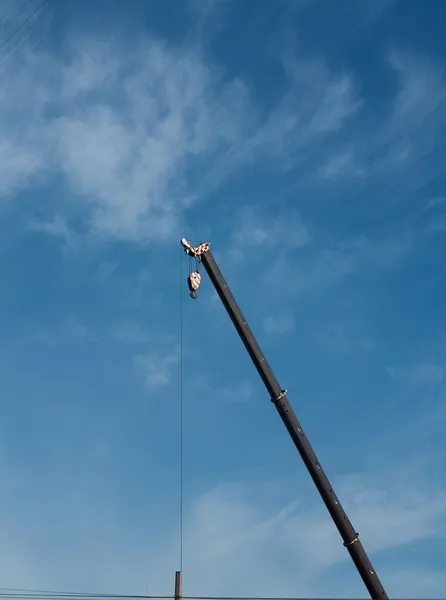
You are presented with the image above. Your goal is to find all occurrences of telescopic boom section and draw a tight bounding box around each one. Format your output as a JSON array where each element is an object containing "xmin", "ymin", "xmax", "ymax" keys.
[{"xmin": 180, "ymin": 238, "xmax": 388, "ymax": 600}]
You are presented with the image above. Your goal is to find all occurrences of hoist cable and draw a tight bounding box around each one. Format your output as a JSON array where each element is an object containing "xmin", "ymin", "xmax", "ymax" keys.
[{"xmin": 179, "ymin": 248, "xmax": 184, "ymax": 572}]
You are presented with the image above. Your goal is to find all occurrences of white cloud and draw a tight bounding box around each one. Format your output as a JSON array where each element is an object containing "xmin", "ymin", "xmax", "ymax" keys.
[
  {"xmin": 360, "ymin": 48, "xmax": 446, "ymax": 181},
  {"xmin": 190, "ymin": 374, "xmax": 253, "ymax": 403},
  {"xmin": 27, "ymin": 214, "xmax": 75, "ymax": 247},
  {"xmin": 2, "ymin": 466, "xmax": 445, "ymax": 597},
  {"xmin": 1, "ymin": 12, "xmax": 445, "ymax": 250},
  {"xmin": 188, "ymin": 0, "xmax": 233, "ymax": 42},
  {"xmin": 26, "ymin": 319, "xmax": 97, "ymax": 348},
  {"xmin": 318, "ymin": 149, "xmax": 365, "ymax": 180},
  {"xmin": 263, "ymin": 230, "xmax": 413, "ymax": 299},
  {"xmin": 388, "ymin": 49, "xmax": 445, "ymax": 134},
  {"xmin": 232, "ymin": 206, "xmax": 310, "ymax": 250},
  {"xmin": 337, "ymin": 473, "xmax": 446, "ymax": 555},
  {"xmin": 354, "ymin": 0, "xmax": 397, "ymax": 27},
  {"xmin": 262, "ymin": 310, "xmax": 295, "ymax": 334},
  {"xmin": 306, "ymin": 48, "xmax": 446, "ymax": 190},
  {"xmin": 315, "ymin": 323, "xmax": 372, "ymax": 358},
  {"xmin": 384, "ymin": 567, "xmax": 446, "ymax": 598},
  {"xmin": 0, "ymin": 139, "xmax": 43, "ymax": 196},
  {"xmin": 228, "ymin": 207, "xmax": 311, "ymax": 266},
  {"xmin": 0, "ymin": 422, "xmax": 445, "ymax": 597},
  {"xmin": 1, "ymin": 36, "xmax": 249, "ymax": 239},
  {"xmin": 0, "ymin": 30, "xmax": 361, "ymax": 243},
  {"xmin": 110, "ymin": 321, "xmax": 152, "ymax": 345},
  {"xmin": 134, "ymin": 346, "xmax": 180, "ymax": 389},
  {"xmin": 387, "ymin": 362, "xmax": 444, "ymax": 386},
  {"xmin": 181, "ymin": 470, "xmax": 446, "ymax": 597}
]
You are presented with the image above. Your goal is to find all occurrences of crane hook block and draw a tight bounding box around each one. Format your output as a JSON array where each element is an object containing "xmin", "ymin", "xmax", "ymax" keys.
[{"xmin": 187, "ymin": 271, "xmax": 201, "ymax": 299}]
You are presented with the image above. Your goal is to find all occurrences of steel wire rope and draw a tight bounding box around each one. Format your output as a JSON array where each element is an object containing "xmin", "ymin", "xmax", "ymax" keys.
[{"xmin": 179, "ymin": 247, "xmax": 184, "ymax": 573}]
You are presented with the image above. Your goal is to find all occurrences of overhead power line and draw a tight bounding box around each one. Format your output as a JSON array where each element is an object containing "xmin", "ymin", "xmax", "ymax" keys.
[
  {"xmin": 0, "ymin": 592, "xmax": 168, "ymax": 600},
  {"xmin": 0, "ymin": 0, "xmax": 51, "ymax": 53},
  {"xmin": 0, "ymin": 0, "xmax": 36, "ymax": 34},
  {"xmin": 0, "ymin": 591, "xmax": 440, "ymax": 600},
  {"xmin": 0, "ymin": 0, "xmax": 58, "ymax": 70}
]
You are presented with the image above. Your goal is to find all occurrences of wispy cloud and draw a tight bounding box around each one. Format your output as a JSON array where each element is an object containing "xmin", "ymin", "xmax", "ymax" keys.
[
  {"xmin": 0, "ymin": 30, "xmax": 362, "ymax": 244},
  {"xmin": 361, "ymin": 48, "xmax": 446, "ymax": 184},
  {"xmin": 188, "ymin": 0, "xmax": 233, "ymax": 44},
  {"xmin": 354, "ymin": 0, "xmax": 397, "ymax": 27},
  {"xmin": 1, "ymin": 36, "xmax": 250, "ymax": 240},
  {"xmin": 134, "ymin": 346, "xmax": 180, "ymax": 389},
  {"xmin": 263, "ymin": 229, "xmax": 413, "ymax": 299},
  {"xmin": 185, "ymin": 466, "xmax": 446, "ymax": 595},
  {"xmin": 387, "ymin": 362, "xmax": 444, "ymax": 386},
  {"xmin": 27, "ymin": 215, "xmax": 77, "ymax": 249},
  {"xmin": 27, "ymin": 318, "xmax": 97, "ymax": 348},
  {"xmin": 110, "ymin": 321, "xmax": 152, "ymax": 345},
  {"xmin": 384, "ymin": 567, "xmax": 446, "ymax": 598},
  {"xmin": 232, "ymin": 207, "xmax": 310, "ymax": 250},
  {"xmin": 318, "ymin": 149, "xmax": 365, "ymax": 180},
  {"xmin": 1, "ymin": 4, "xmax": 445, "ymax": 598},
  {"xmin": 336, "ymin": 469, "xmax": 446, "ymax": 556},
  {"xmin": 262, "ymin": 310, "xmax": 295, "ymax": 335},
  {"xmin": 1, "ymin": 423, "xmax": 445, "ymax": 597},
  {"xmin": 305, "ymin": 47, "xmax": 446, "ymax": 194},
  {"xmin": 161, "ymin": 469, "xmax": 446, "ymax": 597},
  {"xmin": 228, "ymin": 207, "xmax": 311, "ymax": 268},
  {"xmin": 315, "ymin": 323, "xmax": 372, "ymax": 358},
  {"xmin": 1, "ymin": 7, "xmax": 445, "ymax": 252},
  {"xmin": 190, "ymin": 374, "xmax": 253, "ymax": 403}
]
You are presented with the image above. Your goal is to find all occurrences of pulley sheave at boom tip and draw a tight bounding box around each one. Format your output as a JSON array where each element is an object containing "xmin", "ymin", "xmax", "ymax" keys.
[{"xmin": 180, "ymin": 238, "xmax": 210, "ymax": 299}]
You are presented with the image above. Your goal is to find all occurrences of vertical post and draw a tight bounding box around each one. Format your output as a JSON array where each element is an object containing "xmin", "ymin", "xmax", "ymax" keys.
[{"xmin": 174, "ymin": 571, "xmax": 182, "ymax": 600}]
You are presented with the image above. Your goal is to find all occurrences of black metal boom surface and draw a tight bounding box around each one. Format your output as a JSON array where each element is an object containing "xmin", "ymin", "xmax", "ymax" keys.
[{"xmin": 199, "ymin": 248, "xmax": 388, "ymax": 600}]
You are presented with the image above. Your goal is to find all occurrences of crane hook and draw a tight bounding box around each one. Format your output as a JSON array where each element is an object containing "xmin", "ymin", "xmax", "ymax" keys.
[{"xmin": 187, "ymin": 271, "xmax": 201, "ymax": 300}]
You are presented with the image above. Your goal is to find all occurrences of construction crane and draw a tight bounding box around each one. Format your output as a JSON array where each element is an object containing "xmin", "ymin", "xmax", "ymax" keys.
[{"xmin": 180, "ymin": 238, "xmax": 388, "ymax": 600}]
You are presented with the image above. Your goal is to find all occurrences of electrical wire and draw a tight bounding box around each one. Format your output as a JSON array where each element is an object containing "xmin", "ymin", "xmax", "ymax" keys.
[
  {"xmin": 0, "ymin": 0, "xmax": 58, "ymax": 70},
  {"xmin": 184, "ymin": 597, "xmax": 424, "ymax": 600},
  {"xmin": 0, "ymin": 591, "xmax": 169, "ymax": 599},
  {"xmin": 0, "ymin": 593, "xmax": 177, "ymax": 599},
  {"xmin": 0, "ymin": 0, "xmax": 51, "ymax": 53},
  {"xmin": 0, "ymin": 589, "xmax": 439, "ymax": 600},
  {"xmin": 0, "ymin": 0, "xmax": 38, "ymax": 32},
  {"xmin": 0, "ymin": 593, "xmax": 434, "ymax": 600}
]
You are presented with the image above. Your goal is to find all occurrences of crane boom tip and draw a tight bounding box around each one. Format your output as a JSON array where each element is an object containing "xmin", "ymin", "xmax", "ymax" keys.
[{"xmin": 180, "ymin": 238, "xmax": 210, "ymax": 256}]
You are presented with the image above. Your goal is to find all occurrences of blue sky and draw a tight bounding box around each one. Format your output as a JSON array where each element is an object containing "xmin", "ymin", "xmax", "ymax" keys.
[{"xmin": 1, "ymin": 0, "xmax": 446, "ymax": 597}]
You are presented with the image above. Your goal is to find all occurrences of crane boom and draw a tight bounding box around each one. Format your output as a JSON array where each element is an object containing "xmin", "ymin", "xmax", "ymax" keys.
[{"xmin": 180, "ymin": 238, "xmax": 388, "ymax": 600}]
